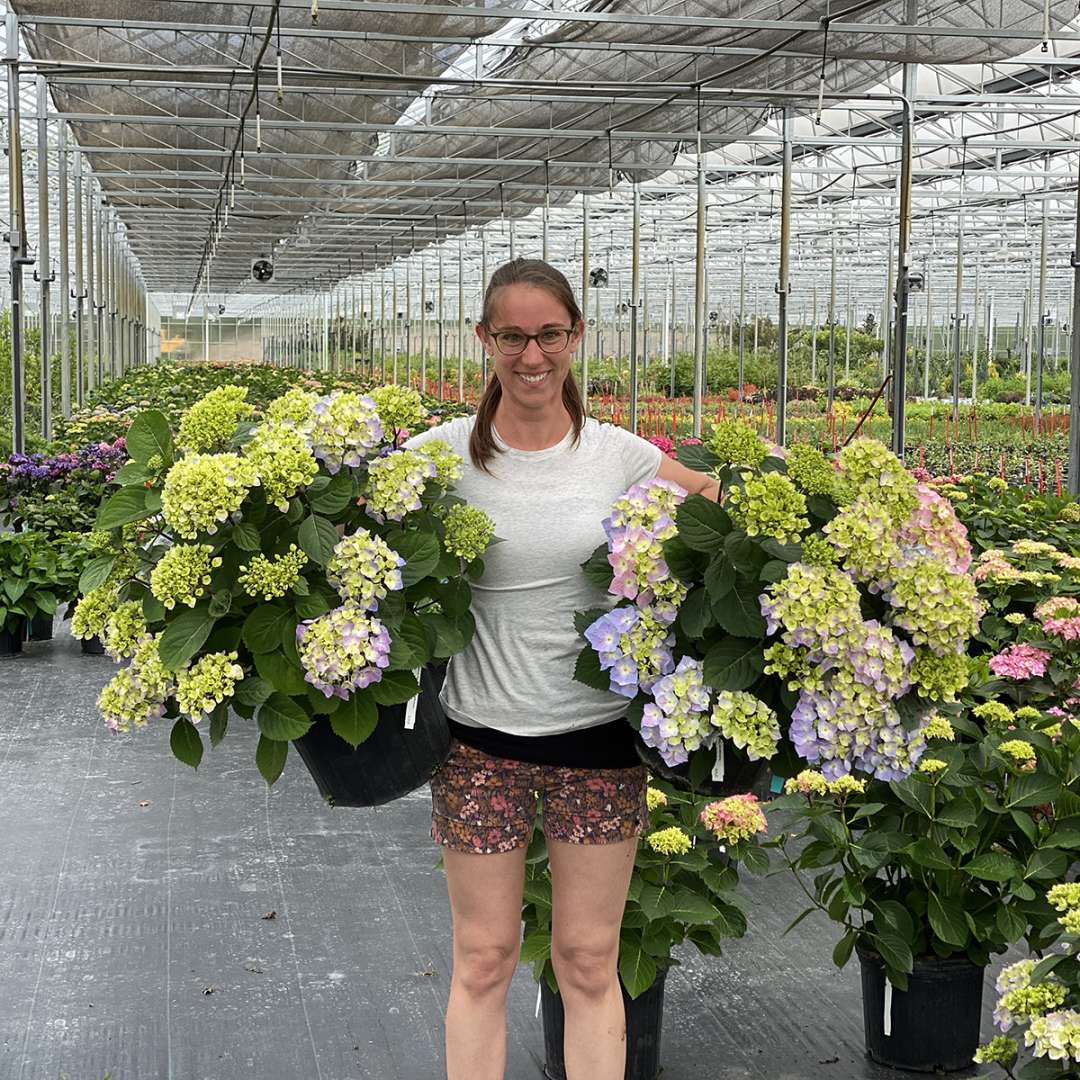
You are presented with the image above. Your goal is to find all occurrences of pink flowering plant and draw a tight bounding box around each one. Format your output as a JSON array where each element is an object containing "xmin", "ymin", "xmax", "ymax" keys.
[
  {"xmin": 72, "ymin": 383, "xmax": 495, "ymax": 785},
  {"xmin": 520, "ymin": 774, "xmax": 770, "ymax": 1000}
]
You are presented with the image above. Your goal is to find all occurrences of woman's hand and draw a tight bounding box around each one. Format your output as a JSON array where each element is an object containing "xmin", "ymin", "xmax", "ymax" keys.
[{"xmin": 655, "ymin": 455, "xmax": 723, "ymax": 502}]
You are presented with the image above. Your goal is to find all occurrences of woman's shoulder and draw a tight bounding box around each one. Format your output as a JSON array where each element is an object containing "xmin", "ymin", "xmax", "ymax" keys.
[{"xmin": 404, "ymin": 413, "xmax": 475, "ymax": 452}]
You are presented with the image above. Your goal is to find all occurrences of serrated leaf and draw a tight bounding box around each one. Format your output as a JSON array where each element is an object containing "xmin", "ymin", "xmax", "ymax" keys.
[
  {"xmin": 170, "ymin": 717, "xmax": 203, "ymax": 769},
  {"xmin": 963, "ymin": 852, "xmax": 1022, "ymax": 882},
  {"xmin": 676, "ymin": 587, "xmax": 715, "ymax": 638},
  {"xmin": 397, "ymin": 530, "xmax": 441, "ymax": 586},
  {"xmin": 242, "ymin": 604, "xmax": 289, "ymax": 655},
  {"xmin": 662, "ymin": 536, "xmax": 706, "ymax": 583},
  {"xmin": 637, "ymin": 883, "xmax": 676, "ymax": 921},
  {"xmin": 676, "ymin": 494, "xmax": 732, "ymax": 554},
  {"xmin": 330, "ymin": 693, "xmax": 379, "ymax": 749},
  {"xmin": 1026, "ymin": 847, "xmax": 1068, "ymax": 881},
  {"xmin": 668, "ymin": 889, "xmax": 720, "ymax": 925},
  {"xmin": 126, "ymin": 409, "xmax": 173, "ymax": 464},
  {"xmin": 232, "ymin": 523, "xmax": 261, "ymax": 551},
  {"xmin": 712, "ymin": 579, "xmax": 766, "ymax": 638},
  {"xmin": 703, "ymin": 553, "xmax": 735, "ymax": 603},
  {"xmin": 158, "ymin": 607, "xmax": 215, "ymax": 670},
  {"xmin": 574, "ymin": 606, "xmax": 609, "ymax": 637},
  {"xmin": 676, "ymin": 442, "xmax": 720, "ymax": 472},
  {"xmin": 903, "ymin": 838, "xmax": 953, "ymax": 871},
  {"xmin": 257, "ymin": 693, "xmax": 314, "ymax": 741},
  {"xmin": 891, "ymin": 775, "xmax": 935, "ymax": 819},
  {"xmin": 234, "ymin": 675, "xmax": 274, "ymax": 707},
  {"xmin": 873, "ymin": 930, "xmax": 913, "ymax": 975},
  {"xmin": 297, "ymin": 514, "xmax": 340, "ymax": 566},
  {"xmin": 256, "ymin": 734, "xmax": 288, "ymax": 785},
  {"xmin": 580, "ymin": 542, "xmax": 614, "ymax": 588},
  {"xmin": 370, "ymin": 668, "xmax": 420, "ymax": 706},
  {"xmin": 618, "ymin": 940, "xmax": 657, "ymax": 1001},
  {"xmin": 1005, "ymin": 771, "xmax": 1060, "ymax": 809},
  {"xmin": 573, "ymin": 646, "xmax": 611, "ymax": 692},
  {"xmin": 702, "ymin": 636, "xmax": 764, "ymax": 691},
  {"xmin": 253, "ymin": 649, "xmax": 307, "ymax": 695},
  {"xmin": 760, "ymin": 538, "xmax": 802, "ymax": 562},
  {"xmin": 309, "ymin": 473, "xmax": 354, "ymax": 515},
  {"xmin": 928, "ymin": 892, "xmax": 968, "ymax": 947},
  {"xmin": 79, "ymin": 555, "xmax": 115, "ymax": 595},
  {"xmin": 96, "ymin": 485, "xmax": 150, "ymax": 530}
]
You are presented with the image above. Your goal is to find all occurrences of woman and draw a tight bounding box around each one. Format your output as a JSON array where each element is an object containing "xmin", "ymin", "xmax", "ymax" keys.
[{"xmin": 405, "ymin": 258, "xmax": 719, "ymax": 1080}]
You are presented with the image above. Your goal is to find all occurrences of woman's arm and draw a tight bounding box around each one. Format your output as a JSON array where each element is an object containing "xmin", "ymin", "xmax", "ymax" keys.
[{"xmin": 655, "ymin": 454, "xmax": 722, "ymax": 502}]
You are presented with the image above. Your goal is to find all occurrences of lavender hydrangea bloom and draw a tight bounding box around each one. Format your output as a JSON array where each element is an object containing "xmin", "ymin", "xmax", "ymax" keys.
[
  {"xmin": 295, "ymin": 605, "xmax": 392, "ymax": 699},
  {"xmin": 583, "ymin": 605, "xmax": 675, "ymax": 698},
  {"xmin": 638, "ymin": 655, "xmax": 713, "ymax": 766}
]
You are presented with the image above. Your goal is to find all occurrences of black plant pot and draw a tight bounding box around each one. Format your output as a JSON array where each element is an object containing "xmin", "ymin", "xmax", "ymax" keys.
[
  {"xmin": 26, "ymin": 611, "xmax": 53, "ymax": 641},
  {"xmin": 293, "ymin": 662, "xmax": 450, "ymax": 807},
  {"xmin": 80, "ymin": 635, "xmax": 106, "ymax": 655},
  {"xmin": 858, "ymin": 945, "xmax": 984, "ymax": 1072},
  {"xmin": 635, "ymin": 738, "xmax": 772, "ymax": 798},
  {"xmin": 0, "ymin": 620, "xmax": 25, "ymax": 656},
  {"xmin": 541, "ymin": 969, "xmax": 667, "ymax": 1080}
]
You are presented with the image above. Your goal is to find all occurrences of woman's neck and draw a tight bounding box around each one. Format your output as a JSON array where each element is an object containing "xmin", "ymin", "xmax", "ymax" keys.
[{"xmin": 492, "ymin": 398, "xmax": 573, "ymax": 451}]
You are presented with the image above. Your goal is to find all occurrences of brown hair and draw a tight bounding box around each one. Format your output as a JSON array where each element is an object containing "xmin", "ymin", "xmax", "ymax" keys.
[{"xmin": 469, "ymin": 258, "xmax": 587, "ymax": 473}]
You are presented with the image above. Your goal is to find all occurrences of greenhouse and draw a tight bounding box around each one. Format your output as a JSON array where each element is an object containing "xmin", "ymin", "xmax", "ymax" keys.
[{"xmin": 6, "ymin": 2, "xmax": 1080, "ymax": 1079}]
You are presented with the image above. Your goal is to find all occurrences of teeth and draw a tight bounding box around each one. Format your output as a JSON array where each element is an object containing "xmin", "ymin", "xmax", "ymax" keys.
[{"xmin": 520, "ymin": 372, "xmax": 548, "ymax": 383}]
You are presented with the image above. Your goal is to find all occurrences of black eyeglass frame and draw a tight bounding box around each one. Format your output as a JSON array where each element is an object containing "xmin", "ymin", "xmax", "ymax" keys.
[{"xmin": 485, "ymin": 327, "xmax": 576, "ymax": 356}]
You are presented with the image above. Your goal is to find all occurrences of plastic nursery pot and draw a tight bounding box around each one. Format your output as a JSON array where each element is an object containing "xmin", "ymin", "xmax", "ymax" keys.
[
  {"xmin": 541, "ymin": 968, "xmax": 667, "ymax": 1080},
  {"xmin": 0, "ymin": 619, "xmax": 25, "ymax": 656},
  {"xmin": 26, "ymin": 611, "xmax": 53, "ymax": 642},
  {"xmin": 634, "ymin": 738, "xmax": 773, "ymax": 799},
  {"xmin": 293, "ymin": 662, "xmax": 450, "ymax": 807},
  {"xmin": 857, "ymin": 944, "xmax": 985, "ymax": 1073},
  {"xmin": 80, "ymin": 635, "xmax": 106, "ymax": 656}
]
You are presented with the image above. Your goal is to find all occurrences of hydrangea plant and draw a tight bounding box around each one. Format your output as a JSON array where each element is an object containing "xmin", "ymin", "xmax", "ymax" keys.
[{"xmin": 74, "ymin": 383, "xmax": 496, "ymax": 785}]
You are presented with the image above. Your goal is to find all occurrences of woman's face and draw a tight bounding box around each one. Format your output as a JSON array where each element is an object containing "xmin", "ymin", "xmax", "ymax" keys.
[{"xmin": 477, "ymin": 284, "xmax": 583, "ymax": 412}]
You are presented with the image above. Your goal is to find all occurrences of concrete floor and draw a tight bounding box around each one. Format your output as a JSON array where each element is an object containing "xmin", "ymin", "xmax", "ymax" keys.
[{"xmin": 0, "ymin": 624, "xmax": 1003, "ymax": 1080}]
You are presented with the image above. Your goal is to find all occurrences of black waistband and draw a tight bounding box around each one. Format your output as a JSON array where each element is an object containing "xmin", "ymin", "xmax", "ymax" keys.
[{"xmin": 447, "ymin": 716, "xmax": 642, "ymax": 769}]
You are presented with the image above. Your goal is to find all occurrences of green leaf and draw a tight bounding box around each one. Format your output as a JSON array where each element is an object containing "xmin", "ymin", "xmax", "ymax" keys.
[
  {"xmin": 574, "ymin": 606, "xmax": 609, "ymax": 637},
  {"xmin": 618, "ymin": 940, "xmax": 658, "ymax": 1001},
  {"xmin": 963, "ymin": 852, "xmax": 1022, "ymax": 883},
  {"xmin": 158, "ymin": 607, "xmax": 216, "ymax": 670},
  {"xmin": 330, "ymin": 693, "xmax": 379, "ymax": 749},
  {"xmin": 169, "ymin": 717, "xmax": 203, "ymax": 769},
  {"xmin": 309, "ymin": 472, "xmax": 355, "ymax": 516},
  {"xmin": 78, "ymin": 555, "xmax": 115, "ymax": 596},
  {"xmin": 676, "ymin": 587, "xmax": 715, "ymax": 639},
  {"xmin": 257, "ymin": 693, "xmax": 314, "ymax": 741},
  {"xmin": 520, "ymin": 931, "xmax": 552, "ymax": 966},
  {"xmin": 927, "ymin": 892, "xmax": 969, "ymax": 947},
  {"xmin": 832, "ymin": 930, "xmax": 857, "ymax": 969},
  {"xmin": 873, "ymin": 931, "xmax": 913, "ymax": 975},
  {"xmin": 253, "ymin": 650, "xmax": 307, "ymax": 695},
  {"xmin": 676, "ymin": 494, "xmax": 732, "ymax": 555},
  {"xmin": 95, "ymin": 485, "xmax": 149, "ymax": 530},
  {"xmin": 113, "ymin": 460, "xmax": 150, "ymax": 485},
  {"xmin": 935, "ymin": 799, "xmax": 979, "ymax": 828},
  {"xmin": 370, "ymin": 668, "xmax": 420, "ymax": 706},
  {"xmin": 142, "ymin": 591, "xmax": 166, "ymax": 624},
  {"xmin": 580, "ymin": 542, "xmax": 614, "ymax": 589},
  {"xmin": 297, "ymin": 515, "xmax": 340, "ymax": 566},
  {"xmin": 996, "ymin": 904, "xmax": 1026, "ymax": 944},
  {"xmin": 126, "ymin": 410, "xmax": 173, "ymax": 464},
  {"xmin": 712, "ymin": 579, "xmax": 766, "ymax": 638},
  {"xmin": 703, "ymin": 553, "xmax": 735, "ymax": 604},
  {"xmin": 637, "ymin": 883, "xmax": 675, "ymax": 921},
  {"xmin": 208, "ymin": 704, "xmax": 229, "ymax": 747},
  {"xmin": 242, "ymin": 604, "xmax": 289, "ymax": 655},
  {"xmin": 891, "ymin": 776, "xmax": 935, "ymax": 819},
  {"xmin": 234, "ymin": 676, "xmax": 274, "ymax": 707},
  {"xmin": 1005, "ymin": 771, "xmax": 1061, "ymax": 809},
  {"xmin": 662, "ymin": 536, "xmax": 706, "ymax": 584},
  {"xmin": 1044, "ymin": 828, "xmax": 1080, "ymax": 849},
  {"xmin": 573, "ymin": 646, "xmax": 611, "ymax": 692},
  {"xmin": 783, "ymin": 906, "xmax": 818, "ymax": 937},
  {"xmin": 759, "ymin": 538, "xmax": 802, "ymax": 562},
  {"xmin": 395, "ymin": 530, "xmax": 442, "ymax": 586},
  {"xmin": 702, "ymin": 636, "xmax": 764, "ymax": 691},
  {"xmin": 675, "ymin": 442, "xmax": 720, "ymax": 472},
  {"xmin": 1026, "ymin": 847, "xmax": 1069, "ymax": 881},
  {"xmin": 903, "ymin": 838, "xmax": 953, "ymax": 871},
  {"xmin": 669, "ymin": 890, "xmax": 721, "ymax": 925},
  {"xmin": 294, "ymin": 588, "xmax": 334, "ymax": 621},
  {"xmin": 758, "ymin": 559, "xmax": 788, "ymax": 583},
  {"xmin": 256, "ymin": 734, "xmax": 288, "ymax": 785},
  {"xmin": 232, "ymin": 523, "xmax": 262, "ymax": 551}
]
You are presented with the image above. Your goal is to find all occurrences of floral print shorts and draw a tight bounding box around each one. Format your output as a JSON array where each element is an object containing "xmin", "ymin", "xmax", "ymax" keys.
[{"xmin": 430, "ymin": 738, "xmax": 649, "ymax": 855}]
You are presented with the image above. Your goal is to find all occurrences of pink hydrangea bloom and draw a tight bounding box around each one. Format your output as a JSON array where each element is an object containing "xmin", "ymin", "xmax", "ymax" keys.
[
  {"xmin": 699, "ymin": 793, "xmax": 768, "ymax": 844},
  {"xmin": 647, "ymin": 435, "xmax": 676, "ymax": 458},
  {"xmin": 988, "ymin": 643, "xmax": 1052, "ymax": 680},
  {"xmin": 897, "ymin": 482, "xmax": 972, "ymax": 574},
  {"xmin": 1036, "ymin": 597, "xmax": 1080, "ymax": 641}
]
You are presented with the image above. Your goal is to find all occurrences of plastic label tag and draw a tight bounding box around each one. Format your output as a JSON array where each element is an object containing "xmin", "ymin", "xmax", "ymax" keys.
[
  {"xmin": 403, "ymin": 668, "xmax": 422, "ymax": 730},
  {"xmin": 883, "ymin": 980, "xmax": 893, "ymax": 1037},
  {"xmin": 535, "ymin": 982, "xmax": 542, "ymax": 1019},
  {"xmin": 711, "ymin": 740, "xmax": 725, "ymax": 782}
]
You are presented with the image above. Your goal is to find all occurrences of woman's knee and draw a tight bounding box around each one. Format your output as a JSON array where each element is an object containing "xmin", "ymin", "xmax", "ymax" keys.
[
  {"xmin": 453, "ymin": 935, "xmax": 520, "ymax": 998},
  {"xmin": 550, "ymin": 939, "xmax": 618, "ymax": 999}
]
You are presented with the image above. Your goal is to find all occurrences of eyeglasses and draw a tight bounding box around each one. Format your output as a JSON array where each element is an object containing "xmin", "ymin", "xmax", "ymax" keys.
[{"xmin": 487, "ymin": 327, "xmax": 574, "ymax": 355}]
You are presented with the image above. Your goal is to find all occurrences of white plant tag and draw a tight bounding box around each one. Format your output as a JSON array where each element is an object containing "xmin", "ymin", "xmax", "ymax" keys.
[
  {"xmin": 535, "ymin": 982, "xmax": 542, "ymax": 1019},
  {"xmin": 711, "ymin": 740, "xmax": 725, "ymax": 782},
  {"xmin": 403, "ymin": 668, "xmax": 422, "ymax": 730},
  {"xmin": 883, "ymin": 979, "xmax": 893, "ymax": 1038}
]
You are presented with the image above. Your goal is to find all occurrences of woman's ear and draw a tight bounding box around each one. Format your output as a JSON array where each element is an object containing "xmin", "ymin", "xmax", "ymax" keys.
[
  {"xmin": 474, "ymin": 322, "xmax": 490, "ymax": 351},
  {"xmin": 569, "ymin": 318, "xmax": 585, "ymax": 349}
]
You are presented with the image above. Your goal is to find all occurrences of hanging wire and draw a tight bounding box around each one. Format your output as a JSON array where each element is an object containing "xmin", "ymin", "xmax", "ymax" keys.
[
  {"xmin": 814, "ymin": 15, "xmax": 832, "ymax": 125},
  {"xmin": 276, "ymin": 6, "xmax": 284, "ymax": 101}
]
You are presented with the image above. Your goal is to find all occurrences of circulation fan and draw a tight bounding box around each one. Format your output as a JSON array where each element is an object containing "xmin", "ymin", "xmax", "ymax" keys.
[
  {"xmin": 589, "ymin": 267, "xmax": 608, "ymax": 288},
  {"xmin": 251, "ymin": 257, "xmax": 274, "ymax": 283}
]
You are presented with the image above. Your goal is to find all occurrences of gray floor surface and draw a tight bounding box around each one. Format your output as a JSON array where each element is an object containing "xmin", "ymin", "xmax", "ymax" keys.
[{"xmin": 1, "ymin": 624, "xmax": 1004, "ymax": 1080}]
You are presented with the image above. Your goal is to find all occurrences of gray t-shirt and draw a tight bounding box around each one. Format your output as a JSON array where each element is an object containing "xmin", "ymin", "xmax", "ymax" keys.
[{"xmin": 403, "ymin": 415, "xmax": 664, "ymax": 736}]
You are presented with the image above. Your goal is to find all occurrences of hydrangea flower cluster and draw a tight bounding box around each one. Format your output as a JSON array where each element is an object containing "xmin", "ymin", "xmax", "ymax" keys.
[
  {"xmin": 265, "ymin": 387, "xmax": 320, "ymax": 434},
  {"xmin": 327, "ymin": 529, "xmax": 404, "ymax": 611},
  {"xmin": 238, "ymin": 545, "xmax": 309, "ymax": 602},
  {"xmin": 175, "ymin": 651, "xmax": 245, "ymax": 722},
  {"xmin": 994, "ymin": 960, "xmax": 1039, "ymax": 1030},
  {"xmin": 365, "ymin": 449, "xmax": 435, "ymax": 522},
  {"xmin": 586, "ymin": 606, "xmax": 677, "ymax": 700},
  {"xmin": 760, "ymin": 563, "xmax": 863, "ymax": 653},
  {"xmin": 243, "ymin": 422, "xmax": 319, "ymax": 511},
  {"xmin": 989, "ymin": 643, "xmax": 1052, "ymax": 680},
  {"xmin": 908, "ymin": 648, "xmax": 968, "ymax": 701},
  {"xmin": 884, "ymin": 553, "xmax": 984, "ymax": 656},
  {"xmin": 784, "ymin": 443, "xmax": 837, "ymax": 497},
  {"xmin": 308, "ymin": 391, "xmax": 384, "ymax": 473},
  {"xmin": 1036, "ymin": 596, "xmax": 1080, "ymax": 641},
  {"xmin": 709, "ymin": 691, "xmax": 780, "ymax": 761},
  {"xmin": 98, "ymin": 635, "xmax": 174, "ymax": 733},
  {"xmin": 998, "ymin": 739, "xmax": 1037, "ymax": 771},
  {"xmin": 784, "ymin": 769, "xmax": 829, "ymax": 796},
  {"xmin": 176, "ymin": 385, "xmax": 254, "ymax": 452},
  {"xmin": 824, "ymin": 497, "xmax": 900, "ymax": 585},
  {"xmin": 296, "ymin": 605, "xmax": 392, "ymax": 698},
  {"xmin": 417, "ymin": 439, "xmax": 464, "ymax": 489},
  {"xmin": 973, "ymin": 1036, "xmax": 1018, "ymax": 1067},
  {"xmin": 602, "ymin": 477, "xmax": 686, "ymax": 540},
  {"xmin": 706, "ymin": 418, "xmax": 767, "ymax": 467},
  {"xmin": 1025, "ymin": 1010, "xmax": 1080, "ymax": 1063},
  {"xmin": 72, "ymin": 582, "xmax": 119, "ymax": 640},
  {"xmin": 922, "ymin": 714, "xmax": 956, "ymax": 741},
  {"xmin": 371, "ymin": 384, "xmax": 426, "ymax": 438},
  {"xmin": 442, "ymin": 503, "xmax": 496, "ymax": 562},
  {"xmin": 801, "ymin": 534, "xmax": 838, "ymax": 567},
  {"xmin": 835, "ymin": 437, "xmax": 918, "ymax": 524},
  {"xmin": 699, "ymin": 793, "xmax": 768, "ymax": 844},
  {"xmin": 161, "ymin": 453, "xmax": 259, "ymax": 538},
  {"xmin": 150, "ymin": 543, "xmax": 221, "ymax": 610},
  {"xmin": 727, "ymin": 471, "xmax": 809, "ymax": 545},
  {"xmin": 644, "ymin": 826, "xmax": 692, "ymax": 855},
  {"xmin": 896, "ymin": 483, "xmax": 972, "ymax": 574},
  {"xmin": 645, "ymin": 787, "xmax": 668, "ymax": 811},
  {"xmin": 102, "ymin": 600, "xmax": 148, "ymax": 660}
]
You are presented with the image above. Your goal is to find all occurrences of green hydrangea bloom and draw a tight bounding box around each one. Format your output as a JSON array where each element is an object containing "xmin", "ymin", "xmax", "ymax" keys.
[
  {"xmin": 709, "ymin": 691, "xmax": 780, "ymax": 760},
  {"xmin": 801, "ymin": 534, "xmax": 838, "ymax": 567},
  {"xmin": 177, "ymin": 384, "xmax": 255, "ymax": 452},
  {"xmin": 371, "ymin": 384, "xmax": 427, "ymax": 437},
  {"xmin": 265, "ymin": 387, "xmax": 320, "ymax": 434},
  {"xmin": 418, "ymin": 439, "xmax": 464, "ymax": 489},
  {"xmin": 784, "ymin": 769, "xmax": 828, "ymax": 796},
  {"xmin": 150, "ymin": 543, "xmax": 222, "ymax": 610},
  {"xmin": 644, "ymin": 826, "xmax": 692, "ymax": 855},
  {"xmin": 922, "ymin": 714, "xmax": 956, "ymax": 741},
  {"xmin": 973, "ymin": 1036, "xmax": 1017, "ymax": 1067},
  {"xmin": 999, "ymin": 738, "xmax": 1037, "ymax": 770},
  {"xmin": 785, "ymin": 442, "xmax": 837, "ymax": 496},
  {"xmin": 909, "ymin": 648, "xmax": 968, "ymax": 701},
  {"xmin": 238, "ymin": 545, "xmax": 309, "ymax": 602},
  {"xmin": 243, "ymin": 422, "xmax": 319, "ymax": 511},
  {"xmin": 175, "ymin": 651, "xmax": 245, "ymax": 721},
  {"xmin": 836, "ymin": 437, "xmax": 917, "ymax": 524},
  {"xmin": 918, "ymin": 758, "xmax": 947, "ymax": 776},
  {"xmin": 161, "ymin": 453, "xmax": 259, "ymax": 538},
  {"xmin": 727, "ymin": 470, "xmax": 809, "ymax": 545},
  {"xmin": 98, "ymin": 635, "xmax": 174, "ymax": 732},
  {"xmin": 365, "ymin": 449, "xmax": 436, "ymax": 522},
  {"xmin": 999, "ymin": 983, "xmax": 1067, "ymax": 1025},
  {"xmin": 824, "ymin": 497, "xmax": 900, "ymax": 584},
  {"xmin": 706, "ymin": 418, "xmax": 767, "ymax": 467},
  {"xmin": 1048, "ymin": 883, "xmax": 1080, "ymax": 912},
  {"xmin": 443, "ymin": 504, "xmax": 496, "ymax": 562},
  {"xmin": 974, "ymin": 701, "xmax": 1015, "ymax": 728},
  {"xmin": 103, "ymin": 600, "xmax": 148, "ymax": 660},
  {"xmin": 1025, "ymin": 1011, "xmax": 1080, "ymax": 1062},
  {"xmin": 326, "ymin": 530, "xmax": 403, "ymax": 611},
  {"xmin": 885, "ymin": 554, "xmax": 983, "ymax": 657},
  {"xmin": 72, "ymin": 582, "xmax": 119, "ymax": 640},
  {"xmin": 1014, "ymin": 706, "xmax": 1043, "ymax": 723},
  {"xmin": 827, "ymin": 775, "xmax": 866, "ymax": 797}
]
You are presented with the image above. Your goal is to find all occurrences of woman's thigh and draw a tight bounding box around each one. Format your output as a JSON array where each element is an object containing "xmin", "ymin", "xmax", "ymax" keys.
[{"xmin": 443, "ymin": 845, "xmax": 529, "ymax": 958}]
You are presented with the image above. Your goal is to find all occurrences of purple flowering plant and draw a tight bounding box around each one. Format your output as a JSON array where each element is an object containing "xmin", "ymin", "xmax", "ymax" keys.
[{"xmin": 76, "ymin": 383, "xmax": 495, "ymax": 787}]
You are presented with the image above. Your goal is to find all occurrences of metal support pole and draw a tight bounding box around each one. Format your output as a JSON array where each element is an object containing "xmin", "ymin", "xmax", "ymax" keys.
[
  {"xmin": 420, "ymin": 259, "xmax": 427, "ymax": 391},
  {"xmin": 668, "ymin": 263, "xmax": 676, "ymax": 399},
  {"xmin": 6, "ymin": 12, "xmax": 27, "ymax": 453},
  {"xmin": 35, "ymin": 76, "xmax": 51, "ymax": 439},
  {"xmin": 951, "ymin": 175, "xmax": 966, "ymax": 423},
  {"xmin": 776, "ymin": 108, "xmax": 792, "ymax": 447},
  {"xmin": 58, "ymin": 127, "xmax": 70, "ymax": 416},
  {"xmin": 437, "ymin": 246, "xmax": 445, "ymax": 399},
  {"xmin": 971, "ymin": 259, "xmax": 981, "ymax": 403},
  {"xmin": 738, "ymin": 246, "xmax": 746, "ymax": 404},
  {"xmin": 456, "ymin": 241, "xmax": 465, "ymax": 403},
  {"xmin": 692, "ymin": 134, "xmax": 706, "ymax": 439},
  {"xmin": 1068, "ymin": 148, "xmax": 1080, "ymax": 494},
  {"xmin": 827, "ymin": 224, "xmax": 836, "ymax": 413},
  {"xmin": 630, "ymin": 181, "xmax": 641, "ymax": 434},
  {"xmin": 1036, "ymin": 154, "xmax": 1050, "ymax": 434},
  {"xmin": 73, "ymin": 148, "xmax": 84, "ymax": 407},
  {"xmin": 890, "ymin": 80, "xmax": 914, "ymax": 458},
  {"xmin": 581, "ymin": 194, "xmax": 590, "ymax": 407},
  {"xmin": 480, "ymin": 232, "xmax": 488, "ymax": 386}
]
